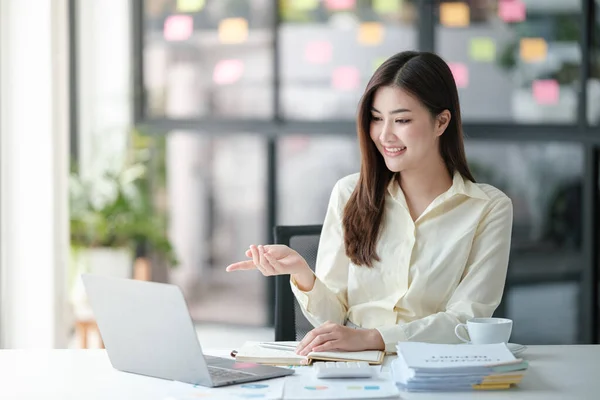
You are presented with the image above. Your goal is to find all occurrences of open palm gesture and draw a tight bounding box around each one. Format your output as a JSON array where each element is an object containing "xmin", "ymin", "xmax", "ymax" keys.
[{"xmin": 226, "ymin": 245, "xmax": 310, "ymax": 276}]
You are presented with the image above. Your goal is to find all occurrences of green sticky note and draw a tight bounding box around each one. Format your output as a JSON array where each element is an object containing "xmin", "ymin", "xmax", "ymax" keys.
[
  {"xmin": 372, "ymin": 57, "xmax": 387, "ymax": 72},
  {"xmin": 177, "ymin": 0, "xmax": 205, "ymax": 12},
  {"xmin": 373, "ymin": 0, "xmax": 401, "ymax": 14},
  {"xmin": 469, "ymin": 37, "xmax": 495, "ymax": 62},
  {"xmin": 292, "ymin": 0, "xmax": 320, "ymax": 10}
]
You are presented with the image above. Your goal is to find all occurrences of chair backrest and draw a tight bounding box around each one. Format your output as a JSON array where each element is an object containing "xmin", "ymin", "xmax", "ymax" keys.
[{"xmin": 273, "ymin": 225, "xmax": 322, "ymax": 342}]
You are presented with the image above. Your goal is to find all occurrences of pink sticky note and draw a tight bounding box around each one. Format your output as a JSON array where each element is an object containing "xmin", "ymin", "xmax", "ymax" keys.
[
  {"xmin": 305, "ymin": 41, "xmax": 333, "ymax": 64},
  {"xmin": 324, "ymin": 0, "xmax": 356, "ymax": 11},
  {"xmin": 163, "ymin": 15, "xmax": 194, "ymax": 41},
  {"xmin": 448, "ymin": 62, "xmax": 469, "ymax": 88},
  {"xmin": 332, "ymin": 66, "xmax": 360, "ymax": 90},
  {"xmin": 498, "ymin": 0, "xmax": 526, "ymax": 23},
  {"xmin": 532, "ymin": 79, "xmax": 559, "ymax": 105},
  {"xmin": 213, "ymin": 59, "xmax": 244, "ymax": 85}
]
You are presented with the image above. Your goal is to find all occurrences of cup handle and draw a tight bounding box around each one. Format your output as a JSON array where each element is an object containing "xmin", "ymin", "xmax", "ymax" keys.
[{"xmin": 455, "ymin": 324, "xmax": 470, "ymax": 343}]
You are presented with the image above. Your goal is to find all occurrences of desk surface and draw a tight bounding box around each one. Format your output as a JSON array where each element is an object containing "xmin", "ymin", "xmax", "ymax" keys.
[{"xmin": 1, "ymin": 345, "xmax": 599, "ymax": 399}]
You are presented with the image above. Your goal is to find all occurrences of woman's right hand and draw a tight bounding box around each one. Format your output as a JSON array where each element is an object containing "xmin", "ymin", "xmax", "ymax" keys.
[{"xmin": 226, "ymin": 244, "xmax": 312, "ymax": 277}]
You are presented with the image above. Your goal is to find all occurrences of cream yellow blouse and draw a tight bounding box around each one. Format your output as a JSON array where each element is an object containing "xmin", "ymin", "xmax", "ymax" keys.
[{"xmin": 290, "ymin": 171, "xmax": 513, "ymax": 352}]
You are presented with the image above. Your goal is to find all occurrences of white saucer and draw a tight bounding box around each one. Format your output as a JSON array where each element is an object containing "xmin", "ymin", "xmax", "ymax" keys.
[{"xmin": 507, "ymin": 343, "xmax": 527, "ymax": 356}]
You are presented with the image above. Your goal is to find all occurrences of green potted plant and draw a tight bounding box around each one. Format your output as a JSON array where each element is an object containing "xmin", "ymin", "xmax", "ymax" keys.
[{"xmin": 69, "ymin": 130, "xmax": 178, "ymax": 291}]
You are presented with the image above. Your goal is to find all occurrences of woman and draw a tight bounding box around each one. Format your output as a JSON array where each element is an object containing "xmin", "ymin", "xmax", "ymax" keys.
[{"xmin": 226, "ymin": 51, "xmax": 513, "ymax": 354}]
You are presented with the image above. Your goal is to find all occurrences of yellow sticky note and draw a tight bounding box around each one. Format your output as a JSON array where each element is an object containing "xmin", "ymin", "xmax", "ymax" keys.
[
  {"xmin": 373, "ymin": 0, "xmax": 401, "ymax": 14},
  {"xmin": 469, "ymin": 37, "xmax": 495, "ymax": 62},
  {"xmin": 358, "ymin": 22, "xmax": 384, "ymax": 46},
  {"xmin": 218, "ymin": 18, "xmax": 248, "ymax": 44},
  {"xmin": 520, "ymin": 38, "xmax": 547, "ymax": 62},
  {"xmin": 177, "ymin": 0, "xmax": 205, "ymax": 12},
  {"xmin": 291, "ymin": 0, "xmax": 320, "ymax": 10},
  {"xmin": 440, "ymin": 2, "xmax": 470, "ymax": 28}
]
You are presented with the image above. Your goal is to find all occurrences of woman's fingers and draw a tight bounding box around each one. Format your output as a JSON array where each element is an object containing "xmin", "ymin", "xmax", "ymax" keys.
[
  {"xmin": 250, "ymin": 245, "xmax": 269, "ymax": 275},
  {"xmin": 249, "ymin": 245, "xmax": 260, "ymax": 265},
  {"xmin": 263, "ymin": 252, "xmax": 283, "ymax": 274},
  {"xmin": 258, "ymin": 246, "xmax": 276, "ymax": 275},
  {"xmin": 226, "ymin": 261, "xmax": 256, "ymax": 272}
]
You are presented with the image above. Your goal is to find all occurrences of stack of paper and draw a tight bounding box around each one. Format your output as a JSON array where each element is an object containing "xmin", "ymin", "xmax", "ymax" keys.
[{"xmin": 391, "ymin": 342, "xmax": 528, "ymax": 392}]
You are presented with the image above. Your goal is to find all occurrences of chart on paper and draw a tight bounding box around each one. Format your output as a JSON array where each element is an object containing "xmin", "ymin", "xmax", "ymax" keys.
[{"xmin": 284, "ymin": 377, "xmax": 399, "ymax": 400}]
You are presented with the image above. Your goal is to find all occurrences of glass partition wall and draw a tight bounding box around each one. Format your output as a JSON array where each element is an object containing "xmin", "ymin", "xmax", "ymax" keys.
[{"xmin": 135, "ymin": 0, "xmax": 599, "ymax": 344}]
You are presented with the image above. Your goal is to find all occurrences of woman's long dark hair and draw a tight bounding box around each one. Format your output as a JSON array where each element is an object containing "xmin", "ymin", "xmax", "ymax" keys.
[{"xmin": 343, "ymin": 51, "xmax": 475, "ymax": 267}]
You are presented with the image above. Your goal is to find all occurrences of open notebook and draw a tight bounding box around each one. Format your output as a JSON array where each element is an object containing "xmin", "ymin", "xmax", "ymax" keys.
[{"xmin": 233, "ymin": 341, "xmax": 385, "ymax": 366}]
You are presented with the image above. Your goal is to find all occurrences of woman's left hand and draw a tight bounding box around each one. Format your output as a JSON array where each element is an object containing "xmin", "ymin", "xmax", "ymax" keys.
[{"xmin": 295, "ymin": 321, "xmax": 385, "ymax": 355}]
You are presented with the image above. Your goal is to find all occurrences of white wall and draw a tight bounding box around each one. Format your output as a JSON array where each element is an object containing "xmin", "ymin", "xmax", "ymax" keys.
[
  {"xmin": 0, "ymin": 0, "xmax": 70, "ymax": 348},
  {"xmin": 77, "ymin": 0, "xmax": 132, "ymax": 181}
]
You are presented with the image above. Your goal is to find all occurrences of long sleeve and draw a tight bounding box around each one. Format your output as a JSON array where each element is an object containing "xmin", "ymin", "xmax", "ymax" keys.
[
  {"xmin": 376, "ymin": 196, "xmax": 513, "ymax": 352},
  {"xmin": 290, "ymin": 180, "xmax": 350, "ymax": 328}
]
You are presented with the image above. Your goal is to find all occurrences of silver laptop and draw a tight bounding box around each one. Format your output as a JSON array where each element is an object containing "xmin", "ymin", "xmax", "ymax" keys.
[{"xmin": 81, "ymin": 274, "xmax": 294, "ymax": 387}]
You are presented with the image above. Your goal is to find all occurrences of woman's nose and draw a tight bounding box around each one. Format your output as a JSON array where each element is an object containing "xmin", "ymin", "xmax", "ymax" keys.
[{"xmin": 379, "ymin": 121, "xmax": 394, "ymax": 142}]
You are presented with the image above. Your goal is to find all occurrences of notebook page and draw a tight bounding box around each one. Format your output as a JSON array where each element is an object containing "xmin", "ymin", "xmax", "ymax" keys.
[{"xmin": 235, "ymin": 341, "xmax": 306, "ymax": 363}]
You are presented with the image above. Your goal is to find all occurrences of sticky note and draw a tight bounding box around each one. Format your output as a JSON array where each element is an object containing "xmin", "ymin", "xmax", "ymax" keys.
[
  {"xmin": 163, "ymin": 15, "xmax": 194, "ymax": 41},
  {"xmin": 305, "ymin": 41, "xmax": 333, "ymax": 64},
  {"xmin": 373, "ymin": 0, "xmax": 401, "ymax": 14},
  {"xmin": 213, "ymin": 59, "xmax": 244, "ymax": 85},
  {"xmin": 469, "ymin": 37, "xmax": 495, "ymax": 62},
  {"xmin": 291, "ymin": 0, "xmax": 320, "ymax": 10},
  {"xmin": 176, "ymin": 0, "xmax": 205, "ymax": 12},
  {"xmin": 218, "ymin": 18, "xmax": 248, "ymax": 44},
  {"xmin": 498, "ymin": 0, "xmax": 526, "ymax": 23},
  {"xmin": 448, "ymin": 62, "xmax": 469, "ymax": 88},
  {"xmin": 532, "ymin": 79, "xmax": 559, "ymax": 105},
  {"xmin": 358, "ymin": 22, "xmax": 384, "ymax": 46},
  {"xmin": 332, "ymin": 66, "xmax": 360, "ymax": 90},
  {"xmin": 520, "ymin": 38, "xmax": 547, "ymax": 62},
  {"xmin": 324, "ymin": 0, "xmax": 356, "ymax": 11},
  {"xmin": 440, "ymin": 2, "xmax": 470, "ymax": 28},
  {"xmin": 372, "ymin": 57, "xmax": 387, "ymax": 72}
]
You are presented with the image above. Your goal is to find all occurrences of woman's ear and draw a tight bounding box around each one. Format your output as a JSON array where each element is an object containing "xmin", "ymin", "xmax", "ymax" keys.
[{"xmin": 435, "ymin": 110, "xmax": 451, "ymax": 137}]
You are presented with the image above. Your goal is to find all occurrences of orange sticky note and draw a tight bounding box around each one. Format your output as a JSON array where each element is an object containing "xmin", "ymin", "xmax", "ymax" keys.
[
  {"xmin": 520, "ymin": 38, "xmax": 547, "ymax": 62},
  {"xmin": 440, "ymin": 2, "xmax": 470, "ymax": 27},
  {"xmin": 358, "ymin": 22, "xmax": 384, "ymax": 46},
  {"xmin": 218, "ymin": 18, "xmax": 248, "ymax": 44},
  {"xmin": 177, "ymin": 0, "xmax": 205, "ymax": 12}
]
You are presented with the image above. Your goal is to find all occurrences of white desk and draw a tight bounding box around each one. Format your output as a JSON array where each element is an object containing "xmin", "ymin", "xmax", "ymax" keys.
[{"xmin": 0, "ymin": 346, "xmax": 598, "ymax": 399}]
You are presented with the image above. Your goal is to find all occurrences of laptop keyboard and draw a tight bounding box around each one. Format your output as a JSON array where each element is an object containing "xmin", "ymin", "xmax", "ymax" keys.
[{"xmin": 208, "ymin": 366, "xmax": 257, "ymax": 382}]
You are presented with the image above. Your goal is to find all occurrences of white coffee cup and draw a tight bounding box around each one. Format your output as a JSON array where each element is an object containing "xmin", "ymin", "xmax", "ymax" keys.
[{"xmin": 454, "ymin": 317, "xmax": 513, "ymax": 345}]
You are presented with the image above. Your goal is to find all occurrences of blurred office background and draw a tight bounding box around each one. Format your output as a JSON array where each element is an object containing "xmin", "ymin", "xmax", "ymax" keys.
[{"xmin": 0, "ymin": 0, "xmax": 599, "ymax": 349}]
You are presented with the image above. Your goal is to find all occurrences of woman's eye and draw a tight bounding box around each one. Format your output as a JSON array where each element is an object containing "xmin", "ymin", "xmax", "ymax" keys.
[
  {"xmin": 396, "ymin": 119, "xmax": 410, "ymax": 124},
  {"xmin": 371, "ymin": 116, "xmax": 383, "ymax": 122}
]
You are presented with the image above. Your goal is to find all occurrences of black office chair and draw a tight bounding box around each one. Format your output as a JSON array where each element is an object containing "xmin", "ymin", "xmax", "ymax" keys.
[{"xmin": 273, "ymin": 225, "xmax": 323, "ymax": 341}]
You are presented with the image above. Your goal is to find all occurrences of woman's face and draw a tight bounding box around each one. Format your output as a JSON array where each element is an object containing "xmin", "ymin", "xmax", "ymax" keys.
[{"xmin": 369, "ymin": 85, "xmax": 450, "ymax": 173}]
